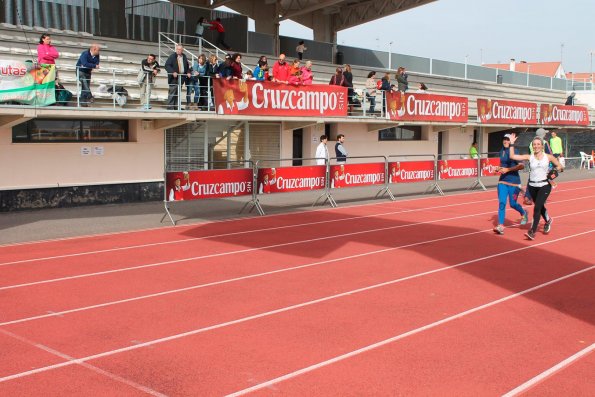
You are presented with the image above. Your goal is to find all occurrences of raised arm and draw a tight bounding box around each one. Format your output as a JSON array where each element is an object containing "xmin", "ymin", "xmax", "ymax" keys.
[{"xmin": 508, "ymin": 133, "xmax": 530, "ymax": 161}]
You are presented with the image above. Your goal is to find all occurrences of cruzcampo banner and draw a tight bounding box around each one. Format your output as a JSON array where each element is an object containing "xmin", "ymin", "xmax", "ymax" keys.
[{"xmin": 0, "ymin": 60, "xmax": 56, "ymax": 106}]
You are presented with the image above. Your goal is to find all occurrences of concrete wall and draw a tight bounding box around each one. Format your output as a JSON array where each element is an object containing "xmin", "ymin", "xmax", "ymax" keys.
[{"xmin": 0, "ymin": 120, "xmax": 164, "ymax": 190}]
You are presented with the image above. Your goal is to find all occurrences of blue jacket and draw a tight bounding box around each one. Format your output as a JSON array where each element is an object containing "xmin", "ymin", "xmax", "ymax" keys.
[
  {"xmin": 499, "ymin": 147, "xmax": 521, "ymax": 184},
  {"xmin": 76, "ymin": 50, "xmax": 100, "ymax": 74}
]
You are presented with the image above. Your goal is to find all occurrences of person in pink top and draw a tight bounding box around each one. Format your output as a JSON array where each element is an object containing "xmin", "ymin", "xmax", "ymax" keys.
[
  {"xmin": 272, "ymin": 53, "xmax": 290, "ymax": 84},
  {"xmin": 37, "ymin": 34, "xmax": 59, "ymax": 65},
  {"xmin": 300, "ymin": 60, "xmax": 313, "ymax": 85}
]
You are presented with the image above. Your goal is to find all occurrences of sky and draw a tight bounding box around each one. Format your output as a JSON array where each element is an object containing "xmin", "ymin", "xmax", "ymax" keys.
[{"xmin": 271, "ymin": 0, "xmax": 595, "ymax": 74}]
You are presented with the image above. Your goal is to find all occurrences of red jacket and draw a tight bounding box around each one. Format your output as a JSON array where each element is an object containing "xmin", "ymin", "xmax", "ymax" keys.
[
  {"xmin": 272, "ymin": 61, "xmax": 290, "ymax": 82},
  {"xmin": 210, "ymin": 21, "xmax": 225, "ymax": 33}
]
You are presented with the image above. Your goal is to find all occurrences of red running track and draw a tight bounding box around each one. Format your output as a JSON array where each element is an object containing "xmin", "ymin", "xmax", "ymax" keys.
[{"xmin": 0, "ymin": 180, "xmax": 594, "ymax": 396}]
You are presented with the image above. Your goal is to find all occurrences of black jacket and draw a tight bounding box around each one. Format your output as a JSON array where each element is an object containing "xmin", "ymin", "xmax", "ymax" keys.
[{"xmin": 165, "ymin": 52, "xmax": 190, "ymax": 84}]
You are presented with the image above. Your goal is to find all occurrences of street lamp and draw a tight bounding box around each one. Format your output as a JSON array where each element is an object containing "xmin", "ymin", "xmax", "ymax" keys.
[
  {"xmin": 527, "ymin": 64, "xmax": 530, "ymax": 86},
  {"xmin": 388, "ymin": 41, "xmax": 393, "ymax": 70}
]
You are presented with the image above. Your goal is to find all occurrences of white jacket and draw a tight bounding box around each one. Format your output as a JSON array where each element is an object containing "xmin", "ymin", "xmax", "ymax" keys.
[{"xmin": 315, "ymin": 142, "xmax": 329, "ymax": 165}]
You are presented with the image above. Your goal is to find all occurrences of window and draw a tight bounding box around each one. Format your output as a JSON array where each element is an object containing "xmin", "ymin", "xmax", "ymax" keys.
[
  {"xmin": 12, "ymin": 119, "xmax": 128, "ymax": 142},
  {"xmin": 378, "ymin": 126, "xmax": 422, "ymax": 141}
]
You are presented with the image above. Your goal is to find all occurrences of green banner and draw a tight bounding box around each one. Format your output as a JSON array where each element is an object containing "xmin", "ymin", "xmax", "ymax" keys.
[{"xmin": 0, "ymin": 61, "xmax": 56, "ymax": 106}]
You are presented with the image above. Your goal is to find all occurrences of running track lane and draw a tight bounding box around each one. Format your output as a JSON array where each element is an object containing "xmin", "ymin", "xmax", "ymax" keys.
[
  {"xmin": 1, "ymin": 190, "xmax": 591, "ymax": 324},
  {"xmin": 2, "ymin": 213, "xmax": 592, "ymax": 392},
  {"xmin": 2, "ymin": 197, "xmax": 592, "ymax": 355}
]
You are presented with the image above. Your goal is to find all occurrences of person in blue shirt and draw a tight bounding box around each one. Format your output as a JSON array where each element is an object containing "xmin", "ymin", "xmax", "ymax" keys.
[
  {"xmin": 493, "ymin": 134, "xmax": 529, "ymax": 235},
  {"xmin": 75, "ymin": 44, "xmax": 100, "ymax": 106}
]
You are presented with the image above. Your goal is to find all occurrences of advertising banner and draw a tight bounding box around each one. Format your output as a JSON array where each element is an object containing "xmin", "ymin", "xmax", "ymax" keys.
[
  {"xmin": 480, "ymin": 158, "xmax": 501, "ymax": 177},
  {"xmin": 388, "ymin": 160, "xmax": 435, "ymax": 183},
  {"xmin": 166, "ymin": 169, "xmax": 253, "ymax": 201},
  {"xmin": 0, "ymin": 61, "xmax": 56, "ymax": 106},
  {"xmin": 540, "ymin": 104, "xmax": 589, "ymax": 126},
  {"xmin": 257, "ymin": 166, "xmax": 326, "ymax": 194},
  {"xmin": 214, "ymin": 79, "xmax": 348, "ymax": 117},
  {"xmin": 437, "ymin": 159, "xmax": 478, "ymax": 180},
  {"xmin": 477, "ymin": 98, "xmax": 537, "ymax": 125},
  {"xmin": 386, "ymin": 91, "xmax": 468, "ymax": 122},
  {"xmin": 329, "ymin": 163, "xmax": 385, "ymax": 189}
]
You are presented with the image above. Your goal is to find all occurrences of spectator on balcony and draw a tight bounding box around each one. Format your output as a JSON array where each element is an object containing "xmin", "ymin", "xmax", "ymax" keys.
[
  {"xmin": 288, "ymin": 59, "xmax": 302, "ymax": 85},
  {"xmin": 218, "ymin": 54, "xmax": 233, "ymax": 79},
  {"xmin": 272, "ymin": 54, "xmax": 290, "ymax": 84},
  {"xmin": 188, "ymin": 54, "xmax": 207, "ymax": 110},
  {"xmin": 380, "ymin": 72, "xmax": 392, "ymax": 113},
  {"xmin": 194, "ymin": 17, "xmax": 211, "ymax": 45},
  {"xmin": 75, "ymin": 43, "xmax": 100, "ymax": 107},
  {"xmin": 296, "ymin": 40, "xmax": 307, "ymax": 60},
  {"xmin": 469, "ymin": 141, "xmax": 479, "ymax": 159},
  {"xmin": 396, "ymin": 66, "xmax": 408, "ymax": 92},
  {"xmin": 37, "ymin": 33, "xmax": 59, "ymax": 65},
  {"xmin": 565, "ymin": 92, "xmax": 575, "ymax": 106},
  {"xmin": 416, "ymin": 82, "xmax": 428, "ymax": 93},
  {"xmin": 335, "ymin": 134, "xmax": 348, "ymax": 163},
  {"xmin": 244, "ymin": 70, "xmax": 255, "ymax": 80},
  {"xmin": 300, "ymin": 60, "xmax": 313, "ymax": 85},
  {"xmin": 254, "ymin": 56, "xmax": 269, "ymax": 81},
  {"xmin": 206, "ymin": 53, "xmax": 221, "ymax": 78},
  {"xmin": 164, "ymin": 44, "xmax": 191, "ymax": 110},
  {"xmin": 343, "ymin": 64, "xmax": 355, "ymax": 111},
  {"xmin": 139, "ymin": 53, "xmax": 160, "ymax": 110},
  {"xmin": 209, "ymin": 18, "xmax": 231, "ymax": 51},
  {"xmin": 365, "ymin": 71, "xmax": 377, "ymax": 114},
  {"xmin": 229, "ymin": 53, "xmax": 243, "ymax": 79},
  {"xmin": 329, "ymin": 67, "xmax": 346, "ymax": 86}
]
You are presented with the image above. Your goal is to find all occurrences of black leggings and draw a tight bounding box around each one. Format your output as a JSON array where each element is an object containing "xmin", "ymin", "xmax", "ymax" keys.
[{"xmin": 527, "ymin": 183, "xmax": 551, "ymax": 233}]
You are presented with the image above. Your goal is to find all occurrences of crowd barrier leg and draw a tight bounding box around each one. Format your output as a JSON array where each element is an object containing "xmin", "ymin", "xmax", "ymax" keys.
[
  {"xmin": 313, "ymin": 188, "xmax": 337, "ymax": 208},
  {"xmin": 467, "ymin": 157, "xmax": 487, "ymax": 191},
  {"xmin": 425, "ymin": 182, "xmax": 445, "ymax": 196},
  {"xmin": 240, "ymin": 197, "xmax": 265, "ymax": 216},
  {"xmin": 375, "ymin": 185, "xmax": 396, "ymax": 201},
  {"xmin": 161, "ymin": 201, "xmax": 176, "ymax": 225}
]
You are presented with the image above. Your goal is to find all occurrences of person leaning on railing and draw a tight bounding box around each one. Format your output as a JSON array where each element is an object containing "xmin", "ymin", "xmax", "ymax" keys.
[
  {"xmin": 75, "ymin": 43, "xmax": 100, "ymax": 107},
  {"xmin": 365, "ymin": 71, "xmax": 377, "ymax": 113},
  {"xmin": 254, "ymin": 56, "xmax": 269, "ymax": 81},
  {"xmin": 165, "ymin": 44, "xmax": 191, "ymax": 110},
  {"xmin": 300, "ymin": 61, "xmax": 313, "ymax": 85},
  {"xmin": 229, "ymin": 53, "xmax": 243, "ymax": 79},
  {"xmin": 139, "ymin": 53, "xmax": 160, "ymax": 110}
]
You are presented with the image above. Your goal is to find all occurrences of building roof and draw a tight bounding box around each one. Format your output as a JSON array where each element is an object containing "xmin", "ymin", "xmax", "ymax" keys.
[
  {"xmin": 566, "ymin": 72, "xmax": 594, "ymax": 82},
  {"xmin": 482, "ymin": 62, "xmax": 562, "ymax": 77}
]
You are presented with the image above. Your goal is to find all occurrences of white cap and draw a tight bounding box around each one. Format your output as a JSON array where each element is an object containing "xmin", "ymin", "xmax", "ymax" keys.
[
  {"xmin": 535, "ymin": 128, "xmax": 548, "ymax": 138},
  {"xmin": 503, "ymin": 134, "xmax": 512, "ymax": 140}
]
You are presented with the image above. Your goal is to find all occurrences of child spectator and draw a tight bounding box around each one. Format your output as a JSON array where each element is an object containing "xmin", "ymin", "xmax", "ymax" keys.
[
  {"xmin": 254, "ymin": 56, "xmax": 269, "ymax": 81},
  {"xmin": 416, "ymin": 82, "xmax": 428, "ymax": 93},
  {"xmin": 194, "ymin": 17, "xmax": 211, "ymax": 44},
  {"xmin": 296, "ymin": 40, "xmax": 307, "ymax": 60},
  {"xmin": 288, "ymin": 59, "xmax": 301, "ymax": 85}
]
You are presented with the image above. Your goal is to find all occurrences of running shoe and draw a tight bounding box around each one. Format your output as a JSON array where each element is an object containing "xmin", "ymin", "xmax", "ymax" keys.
[
  {"xmin": 493, "ymin": 225, "xmax": 504, "ymax": 235},
  {"xmin": 525, "ymin": 230, "xmax": 535, "ymax": 240},
  {"xmin": 544, "ymin": 218, "xmax": 553, "ymax": 234},
  {"xmin": 520, "ymin": 211, "xmax": 528, "ymax": 225}
]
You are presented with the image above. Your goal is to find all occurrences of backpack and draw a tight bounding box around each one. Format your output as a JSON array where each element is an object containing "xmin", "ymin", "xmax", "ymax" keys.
[
  {"xmin": 55, "ymin": 83, "xmax": 72, "ymax": 105},
  {"xmin": 376, "ymin": 80, "xmax": 382, "ymax": 90}
]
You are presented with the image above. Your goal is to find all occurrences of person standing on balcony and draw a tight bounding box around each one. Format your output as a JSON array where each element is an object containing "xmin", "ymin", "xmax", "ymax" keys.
[
  {"xmin": 75, "ymin": 43, "xmax": 100, "ymax": 107},
  {"xmin": 396, "ymin": 66, "xmax": 408, "ymax": 92},
  {"xmin": 165, "ymin": 44, "xmax": 191, "ymax": 110},
  {"xmin": 37, "ymin": 33, "xmax": 59, "ymax": 65},
  {"xmin": 365, "ymin": 71, "xmax": 377, "ymax": 113},
  {"xmin": 469, "ymin": 141, "xmax": 479, "ymax": 159},
  {"xmin": 139, "ymin": 53, "xmax": 160, "ymax": 110},
  {"xmin": 272, "ymin": 54, "xmax": 290, "ymax": 84},
  {"xmin": 300, "ymin": 60, "xmax": 313, "ymax": 85},
  {"xmin": 229, "ymin": 53, "xmax": 243, "ymax": 79},
  {"xmin": 209, "ymin": 18, "xmax": 231, "ymax": 50},
  {"xmin": 565, "ymin": 92, "xmax": 575, "ymax": 105}
]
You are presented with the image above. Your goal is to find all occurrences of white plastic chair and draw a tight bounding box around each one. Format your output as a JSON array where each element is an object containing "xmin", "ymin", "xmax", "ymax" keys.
[{"xmin": 580, "ymin": 152, "xmax": 594, "ymax": 169}]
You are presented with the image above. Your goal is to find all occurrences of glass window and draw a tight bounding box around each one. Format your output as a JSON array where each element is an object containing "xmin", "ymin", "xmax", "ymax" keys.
[
  {"xmin": 12, "ymin": 119, "xmax": 128, "ymax": 142},
  {"xmin": 378, "ymin": 126, "xmax": 422, "ymax": 141}
]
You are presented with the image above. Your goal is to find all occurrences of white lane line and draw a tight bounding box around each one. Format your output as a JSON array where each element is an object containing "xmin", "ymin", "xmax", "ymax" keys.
[
  {"xmin": 0, "ymin": 328, "xmax": 166, "ymax": 396},
  {"xmin": 1, "ymin": 183, "xmax": 591, "ymax": 267},
  {"xmin": 0, "ymin": 197, "xmax": 497, "ymax": 267},
  {"xmin": 1, "ymin": 228, "xmax": 593, "ymax": 384},
  {"xmin": 3, "ymin": 206, "xmax": 595, "ymax": 327},
  {"xmin": 2, "ymin": 194, "xmax": 592, "ymax": 292},
  {"xmin": 501, "ymin": 343, "xmax": 595, "ymax": 397},
  {"xmin": 225, "ymin": 266, "xmax": 595, "ymax": 397}
]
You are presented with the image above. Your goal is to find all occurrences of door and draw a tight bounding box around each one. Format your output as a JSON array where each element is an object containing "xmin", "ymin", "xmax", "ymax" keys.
[{"xmin": 292, "ymin": 129, "xmax": 303, "ymax": 166}]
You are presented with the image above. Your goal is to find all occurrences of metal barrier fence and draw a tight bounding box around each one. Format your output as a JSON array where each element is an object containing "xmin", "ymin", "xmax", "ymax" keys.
[{"xmin": 162, "ymin": 153, "xmax": 512, "ymax": 223}]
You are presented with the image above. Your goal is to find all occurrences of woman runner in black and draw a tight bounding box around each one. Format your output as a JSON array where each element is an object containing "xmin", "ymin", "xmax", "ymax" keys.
[{"xmin": 508, "ymin": 133, "xmax": 563, "ymax": 240}]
